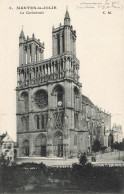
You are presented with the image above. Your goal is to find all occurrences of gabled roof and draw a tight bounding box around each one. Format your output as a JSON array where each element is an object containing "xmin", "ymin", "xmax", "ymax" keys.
[
  {"xmin": 0, "ymin": 133, "xmax": 6, "ymax": 141},
  {"xmin": 82, "ymin": 95, "xmax": 94, "ymax": 106},
  {"xmin": 2, "ymin": 132, "xmax": 14, "ymax": 143}
]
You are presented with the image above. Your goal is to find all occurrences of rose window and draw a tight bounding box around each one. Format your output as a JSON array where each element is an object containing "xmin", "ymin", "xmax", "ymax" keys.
[{"xmin": 34, "ymin": 90, "xmax": 48, "ymax": 109}]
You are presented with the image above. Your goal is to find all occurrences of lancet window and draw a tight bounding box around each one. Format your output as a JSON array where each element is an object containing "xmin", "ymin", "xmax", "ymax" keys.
[
  {"xmin": 74, "ymin": 113, "xmax": 79, "ymax": 129},
  {"xmin": 74, "ymin": 87, "xmax": 80, "ymax": 110},
  {"xmin": 21, "ymin": 116, "xmax": 29, "ymax": 131},
  {"xmin": 21, "ymin": 92, "xmax": 29, "ymax": 113}
]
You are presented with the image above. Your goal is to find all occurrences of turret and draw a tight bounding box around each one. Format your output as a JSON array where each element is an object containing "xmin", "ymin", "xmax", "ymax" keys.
[{"xmin": 19, "ymin": 29, "xmax": 25, "ymax": 43}]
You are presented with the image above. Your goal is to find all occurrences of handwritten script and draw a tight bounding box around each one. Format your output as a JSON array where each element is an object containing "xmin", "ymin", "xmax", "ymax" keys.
[{"xmin": 77, "ymin": 0, "xmax": 123, "ymax": 10}]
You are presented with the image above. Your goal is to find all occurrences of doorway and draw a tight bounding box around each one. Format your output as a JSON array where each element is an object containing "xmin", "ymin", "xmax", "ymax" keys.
[
  {"xmin": 35, "ymin": 134, "xmax": 46, "ymax": 157},
  {"xmin": 24, "ymin": 147, "xmax": 29, "ymax": 156},
  {"xmin": 58, "ymin": 144, "xmax": 63, "ymax": 157},
  {"xmin": 53, "ymin": 131, "xmax": 63, "ymax": 157},
  {"xmin": 22, "ymin": 140, "xmax": 29, "ymax": 156},
  {"xmin": 41, "ymin": 146, "xmax": 46, "ymax": 157}
]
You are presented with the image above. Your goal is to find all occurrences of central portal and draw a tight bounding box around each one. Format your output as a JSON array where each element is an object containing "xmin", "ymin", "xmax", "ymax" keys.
[
  {"xmin": 58, "ymin": 144, "xmax": 63, "ymax": 157},
  {"xmin": 53, "ymin": 131, "xmax": 63, "ymax": 157},
  {"xmin": 41, "ymin": 145, "xmax": 46, "ymax": 157},
  {"xmin": 35, "ymin": 134, "xmax": 46, "ymax": 157}
]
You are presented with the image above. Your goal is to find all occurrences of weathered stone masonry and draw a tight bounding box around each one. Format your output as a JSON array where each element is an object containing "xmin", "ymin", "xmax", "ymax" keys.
[{"xmin": 16, "ymin": 9, "xmax": 111, "ymax": 158}]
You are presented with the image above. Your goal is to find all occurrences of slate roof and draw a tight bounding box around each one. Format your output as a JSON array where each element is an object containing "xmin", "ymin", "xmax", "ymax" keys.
[
  {"xmin": 82, "ymin": 94, "xmax": 94, "ymax": 106},
  {"xmin": 2, "ymin": 132, "xmax": 14, "ymax": 143}
]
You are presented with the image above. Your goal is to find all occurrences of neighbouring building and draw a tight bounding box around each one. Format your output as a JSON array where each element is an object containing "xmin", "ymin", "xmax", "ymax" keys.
[
  {"xmin": 0, "ymin": 132, "xmax": 6, "ymax": 157},
  {"xmin": 0, "ymin": 132, "xmax": 17, "ymax": 161},
  {"xmin": 112, "ymin": 124, "xmax": 123, "ymax": 143},
  {"xmin": 16, "ymin": 9, "xmax": 111, "ymax": 158},
  {"xmin": 105, "ymin": 124, "xmax": 123, "ymax": 148}
]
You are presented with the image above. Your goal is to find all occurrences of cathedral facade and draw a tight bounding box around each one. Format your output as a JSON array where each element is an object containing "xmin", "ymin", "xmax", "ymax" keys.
[{"xmin": 16, "ymin": 10, "xmax": 111, "ymax": 158}]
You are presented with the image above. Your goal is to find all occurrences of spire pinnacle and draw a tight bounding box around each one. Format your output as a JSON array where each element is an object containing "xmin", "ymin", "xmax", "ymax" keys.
[
  {"xmin": 64, "ymin": 6, "xmax": 70, "ymax": 20},
  {"xmin": 19, "ymin": 26, "xmax": 25, "ymax": 39},
  {"xmin": 64, "ymin": 7, "xmax": 70, "ymax": 25}
]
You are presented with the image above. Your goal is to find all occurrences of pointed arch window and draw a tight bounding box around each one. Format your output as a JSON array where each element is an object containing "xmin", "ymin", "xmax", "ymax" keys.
[
  {"xmin": 35, "ymin": 46, "xmax": 38, "ymax": 63},
  {"xmin": 41, "ymin": 115, "xmax": 44, "ymax": 129},
  {"xmin": 25, "ymin": 46, "xmax": 27, "ymax": 64},
  {"xmin": 29, "ymin": 45, "xmax": 32, "ymax": 63},
  {"xmin": 74, "ymin": 135, "xmax": 77, "ymax": 146},
  {"xmin": 57, "ymin": 33, "xmax": 60, "ymax": 55},
  {"xmin": 37, "ymin": 115, "xmax": 40, "ymax": 129},
  {"xmin": 35, "ymin": 115, "xmax": 40, "ymax": 129},
  {"xmin": 62, "ymin": 31, "xmax": 64, "ymax": 52},
  {"xmin": 74, "ymin": 113, "xmax": 79, "ymax": 129},
  {"xmin": 21, "ymin": 92, "xmax": 29, "ymax": 113},
  {"xmin": 21, "ymin": 116, "xmax": 29, "ymax": 131},
  {"xmin": 53, "ymin": 85, "xmax": 64, "ymax": 107},
  {"xmin": 74, "ymin": 87, "xmax": 79, "ymax": 110}
]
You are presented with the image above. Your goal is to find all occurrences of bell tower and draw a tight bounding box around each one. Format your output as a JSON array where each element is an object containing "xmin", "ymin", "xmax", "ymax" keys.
[
  {"xmin": 52, "ymin": 8, "xmax": 76, "ymax": 57},
  {"xmin": 19, "ymin": 30, "xmax": 44, "ymax": 67}
]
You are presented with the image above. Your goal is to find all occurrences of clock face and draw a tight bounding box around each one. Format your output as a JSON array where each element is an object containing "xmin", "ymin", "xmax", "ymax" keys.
[{"xmin": 58, "ymin": 101, "xmax": 62, "ymax": 107}]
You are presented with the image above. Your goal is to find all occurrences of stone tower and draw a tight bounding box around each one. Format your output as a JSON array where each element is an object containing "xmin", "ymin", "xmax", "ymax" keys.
[{"xmin": 16, "ymin": 9, "xmax": 88, "ymax": 158}]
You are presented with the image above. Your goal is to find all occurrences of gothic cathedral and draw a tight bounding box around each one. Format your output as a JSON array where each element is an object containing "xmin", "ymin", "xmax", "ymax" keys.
[{"xmin": 16, "ymin": 10, "xmax": 108, "ymax": 158}]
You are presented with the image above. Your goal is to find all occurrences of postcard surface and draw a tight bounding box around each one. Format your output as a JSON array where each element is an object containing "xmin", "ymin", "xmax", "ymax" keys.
[{"xmin": 0, "ymin": 0, "xmax": 124, "ymax": 193}]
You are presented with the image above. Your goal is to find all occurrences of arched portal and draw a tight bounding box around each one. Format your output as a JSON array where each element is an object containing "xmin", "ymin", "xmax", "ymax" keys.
[
  {"xmin": 53, "ymin": 131, "xmax": 63, "ymax": 157},
  {"xmin": 35, "ymin": 134, "xmax": 46, "ymax": 156},
  {"xmin": 22, "ymin": 140, "xmax": 29, "ymax": 156},
  {"xmin": 108, "ymin": 133, "xmax": 114, "ymax": 148}
]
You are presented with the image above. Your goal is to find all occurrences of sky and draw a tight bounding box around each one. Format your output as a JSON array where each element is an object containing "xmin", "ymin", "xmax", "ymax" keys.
[{"xmin": 0, "ymin": 0, "xmax": 124, "ymax": 141}]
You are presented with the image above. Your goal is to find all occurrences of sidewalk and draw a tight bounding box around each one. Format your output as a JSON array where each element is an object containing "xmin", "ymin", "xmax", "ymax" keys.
[
  {"xmin": 16, "ymin": 157, "xmax": 79, "ymax": 166},
  {"xmin": 16, "ymin": 151, "xmax": 124, "ymax": 167},
  {"xmin": 95, "ymin": 151, "xmax": 124, "ymax": 162},
  {"xmin": 90, "ymin": 151, "xmax": 124, "ymax": 166}
]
